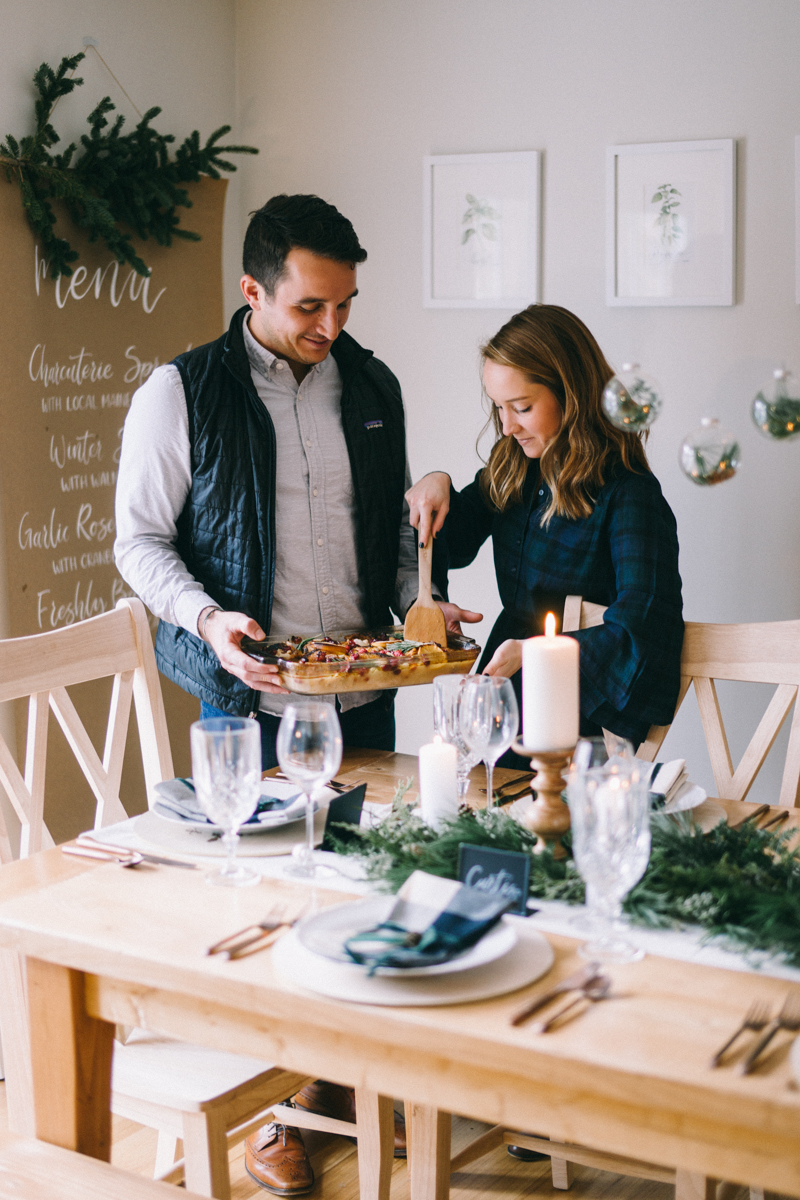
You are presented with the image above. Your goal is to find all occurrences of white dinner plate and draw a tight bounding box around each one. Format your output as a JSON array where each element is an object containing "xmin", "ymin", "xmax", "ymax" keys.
[
  {"xmin": 274, "ymin": 923, "xmax": 552, "ymax": 1006},
  {"xmin": 152, "ymin": 802, "xmax": 317, "ymax": 835},
  {"xmin": 296, "ymin": 895, "xmax": 517, "ymax": 976}
]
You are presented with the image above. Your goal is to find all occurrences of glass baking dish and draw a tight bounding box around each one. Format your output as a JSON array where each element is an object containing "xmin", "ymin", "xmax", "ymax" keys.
[{"xmin": 240, "ymin": 625, "xmax": 481, "ymax": 694}]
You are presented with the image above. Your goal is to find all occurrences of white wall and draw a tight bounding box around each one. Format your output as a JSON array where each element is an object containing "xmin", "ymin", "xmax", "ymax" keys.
[{"xmin": 235, "ymin": 0, "xmax": 800, "ymax": 802}]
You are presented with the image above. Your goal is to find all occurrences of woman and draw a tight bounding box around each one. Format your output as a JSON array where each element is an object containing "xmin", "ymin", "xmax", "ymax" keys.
[{"xmin": 407, "ymin": 304, "xmax": 683, "ymax": 756}]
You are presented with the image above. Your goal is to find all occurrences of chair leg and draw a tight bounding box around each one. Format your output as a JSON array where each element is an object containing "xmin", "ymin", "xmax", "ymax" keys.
[
  {"xmin": 551, "ymin": 1155, "xmax": 574, "ymax": 1190},
  {"xmin": 182, "ymin": 1110, "xmax": 231, "ymax": 1200},
  {"xmin": 0, "ymin": 950, "xmax": 35, "ymax": 1136},
  {"xmin": 407, "ymin": 1105, "xmax": 450, "ymax": 1200},
  {"xmin": 675, "ymin": 1172, "xmax": 717, "ymax": 1200},
  {"xmin": 153, "ymin": 1131, "xmax": 180, "ymax": 1180},
  {"xmin": 354, "ymin": 1088, "xmax": 394, "ymax": 1200}
]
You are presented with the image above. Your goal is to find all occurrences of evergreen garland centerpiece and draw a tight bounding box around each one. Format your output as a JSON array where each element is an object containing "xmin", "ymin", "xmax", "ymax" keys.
[
  {"xmin": 331, "ymin": 786, "xmax": 800, "ymax": 968},
  {"xmin": 0, "ymin": 52, "xmax": 257, "ymax": 279}
]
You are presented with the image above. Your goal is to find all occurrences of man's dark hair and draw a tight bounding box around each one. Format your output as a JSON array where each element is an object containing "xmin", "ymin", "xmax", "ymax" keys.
[{"xmin": 243, "ymin": 194, "xmax": 367, "ymax": 295}]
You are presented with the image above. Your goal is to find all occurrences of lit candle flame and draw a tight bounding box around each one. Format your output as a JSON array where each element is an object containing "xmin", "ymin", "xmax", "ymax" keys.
[{"xmin": 544, "ymin": 612, "xmax": 556, "ymax": 638}]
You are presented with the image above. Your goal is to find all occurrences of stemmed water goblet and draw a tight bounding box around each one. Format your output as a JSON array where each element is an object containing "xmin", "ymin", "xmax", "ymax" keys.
[
  {"xmin": 433, "ymin": 675, "xmax": 481, "ymax": 800},
  {"xmin": 190, "ymin": 716, "xmax": 262, "ymax": 887},
  {"xmin": 277, "ymin": 700, "xmax": 343, "ymax": 879},
  {"xmin": 458, "ymin": 675, "xmax": 519, "ymax": 809},
  {"xmin": 566, "ymin": 761, "xmax": 651, "ymax": 963}
]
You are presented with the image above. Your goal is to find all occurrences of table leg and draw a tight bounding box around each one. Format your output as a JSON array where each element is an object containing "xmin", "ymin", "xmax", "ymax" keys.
[
  {"xmin": 26, "ymin": 957, "xmax": 114, "ymax": 1159},
  {"xmin": 354, "ymin": 1088, "xmax": 394, "ymax": 1200},
  {"xmin": 675, "ymin": 1172, "xmax": 717, "ymax": 1200},
  {"xmin": 407, "ymin": 1104, "xmax": 450, "ymax": 1200}
]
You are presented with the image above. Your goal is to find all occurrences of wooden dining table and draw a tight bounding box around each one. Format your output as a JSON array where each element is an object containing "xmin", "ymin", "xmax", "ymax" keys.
[{"xmin": 0, "ymin": 749, "xmax": 799, "ymax": 1200}]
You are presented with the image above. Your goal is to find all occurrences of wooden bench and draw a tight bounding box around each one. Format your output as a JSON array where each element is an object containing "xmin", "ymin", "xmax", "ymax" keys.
[{"xmin": 0, "ymin": 1128, "xmax": 207, "ymax": 1199}]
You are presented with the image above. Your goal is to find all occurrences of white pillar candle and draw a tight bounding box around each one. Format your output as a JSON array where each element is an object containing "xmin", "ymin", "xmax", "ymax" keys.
[
  {"xmin": 521, "ymin": 612, "xmax": 580, "ymax": 751},
  {"xmin": 419, "ymin": 735, "xmax": 459, "ymax": 829}
]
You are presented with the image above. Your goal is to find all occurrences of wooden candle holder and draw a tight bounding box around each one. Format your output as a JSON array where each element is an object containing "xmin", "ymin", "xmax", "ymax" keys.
[{"xmin": 511, "ymin": 741, "xmax": 575, "ymax": 860}]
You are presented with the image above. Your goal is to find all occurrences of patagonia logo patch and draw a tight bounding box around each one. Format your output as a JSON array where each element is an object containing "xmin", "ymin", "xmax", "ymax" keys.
[{"xmin": 364, "ymin": 420, "xmax": 383, "ymax": 430}]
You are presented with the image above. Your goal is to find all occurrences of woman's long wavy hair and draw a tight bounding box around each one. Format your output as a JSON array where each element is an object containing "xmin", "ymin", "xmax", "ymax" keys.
[{"xmin": 479, "ymin": 304, "xmax": 650, "ymax": 522}]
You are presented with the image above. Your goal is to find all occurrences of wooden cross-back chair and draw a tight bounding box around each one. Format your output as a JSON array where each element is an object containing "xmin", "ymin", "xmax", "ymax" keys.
[
  {"xmin": 0, "ymin": 598, "xmax": 395, "ymax": 1200},
  {"xmin": 563, "ymin": 597, "xmax": 800, "ymax": 805},
  {"xmin": 0, "ymin": 596, "xmax": 172, "ymax": 861}
]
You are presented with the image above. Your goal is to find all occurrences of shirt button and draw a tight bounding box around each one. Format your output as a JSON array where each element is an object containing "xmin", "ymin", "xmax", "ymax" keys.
[
  {"xmin": 322, "ymin": 586, "xmax": 329, "ymax": 595},
  {"xmin": 306, "ymin": 439, "xmax": 312, "ymax": 447},
  {"xmin": 312, "ymin": 488, "xmax": 318, "ymax": 497},
  {"xmin": 317, "ymin": 537, "xmax": 323, "ymax": 546},
  {"xmin": 276, "ymin": 362, "xmax": 285, "ymax": 370}
]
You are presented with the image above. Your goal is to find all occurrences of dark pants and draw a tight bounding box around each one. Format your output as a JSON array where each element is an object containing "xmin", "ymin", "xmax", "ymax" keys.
[{"xmin": 200, "ymin": 691, "xmax": 396, "ymax": 771}]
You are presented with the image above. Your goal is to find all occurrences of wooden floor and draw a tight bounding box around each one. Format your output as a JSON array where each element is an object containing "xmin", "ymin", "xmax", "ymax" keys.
[{"xmin": 0, "ymin": 1074, "xmax": 687, "ymax": 1200}]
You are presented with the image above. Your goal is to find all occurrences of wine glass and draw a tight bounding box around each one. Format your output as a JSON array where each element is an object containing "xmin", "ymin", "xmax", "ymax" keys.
[
  {"xmin": 570, "ymin": 733, "xmax": 634, "ymax": 774},
  {"xmin": 433, "ymin": 675, "xmax": 480, "ymax": 800},
  {"xmin": 566, "ymin": 762, "xmax": 651, "ymax": 964},
  {"xmin": 190, "ymin": 716, "xmax": 262, "ymax": 887},
  {"xmin": 277, "ymin": 701, "xmax": 343, "ymax": 878},
  {"xmin": 459, "ymin": 675, "xmax": 519, "ymax": 809}
]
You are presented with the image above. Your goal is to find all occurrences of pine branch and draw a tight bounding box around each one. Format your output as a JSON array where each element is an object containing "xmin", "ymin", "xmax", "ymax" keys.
[{"xmin": 2, "ymin": 52, "xmax": 258, "ymax": 277}]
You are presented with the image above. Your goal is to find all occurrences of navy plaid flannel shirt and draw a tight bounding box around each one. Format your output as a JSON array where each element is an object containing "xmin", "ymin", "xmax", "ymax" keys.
[{"xmin": 442, "ymin": 460, "xmax": 684, "ymax": 746}]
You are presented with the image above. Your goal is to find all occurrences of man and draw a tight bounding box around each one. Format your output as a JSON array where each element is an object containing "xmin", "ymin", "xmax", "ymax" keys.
[{"xmin": 115, "ymin": 193, "xmax": 479, "ymax": 1194}]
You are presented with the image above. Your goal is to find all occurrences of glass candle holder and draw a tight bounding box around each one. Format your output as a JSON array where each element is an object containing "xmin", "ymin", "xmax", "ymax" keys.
[
  {"xmin": 679, "ymin": 417, "xmax": 740, "ymax": 486},
  {"xmin": 602, "ymin": 363, "xmax": 663, "ymax": 432},
  {"xmin": 752, "ymin": 369, "xmax": 800, "ymax": 441}
]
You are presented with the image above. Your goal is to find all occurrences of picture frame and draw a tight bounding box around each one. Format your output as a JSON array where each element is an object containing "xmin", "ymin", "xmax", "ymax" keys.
[
  {"xmin": 423, "ymin": 150, "xmax": 541, "ymax": 309},
  {"xmin": 606, "ymin": 138, "xmax": 736, "ymax": 307}
]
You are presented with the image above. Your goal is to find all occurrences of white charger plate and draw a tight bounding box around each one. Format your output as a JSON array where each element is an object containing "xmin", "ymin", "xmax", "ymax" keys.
[
  {"xmin": 152, "ymin": 780, "xmax": 331, "ymax": 835},
  {"xmin": 296, "ymin": 895, "xmax": 516, "ymax": 977},
  {"xmin": 274, "ymin": 923, "xmax": 553, "ymax": 1006}
]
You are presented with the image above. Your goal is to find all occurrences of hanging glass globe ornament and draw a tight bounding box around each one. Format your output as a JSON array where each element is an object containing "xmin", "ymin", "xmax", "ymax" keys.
[
  {"xmin": 602, "ymin": 362, "xmax": 663, "ymax": 432},
  {"xmin": 679, "ymin": 417, "xmax": 741, "ymax": 486},
  {"xmin": 751, "ymin": 369, "xmax": 800, "ymax": 441}
]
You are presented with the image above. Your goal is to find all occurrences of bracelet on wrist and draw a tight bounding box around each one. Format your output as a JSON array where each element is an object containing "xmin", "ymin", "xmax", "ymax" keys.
[{"xmin": 199, "ymin": 606, "xmax": 222, "ymax": 641}]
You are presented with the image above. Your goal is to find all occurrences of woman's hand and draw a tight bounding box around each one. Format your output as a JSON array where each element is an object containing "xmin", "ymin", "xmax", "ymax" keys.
[
  {"xmin": 483, "ymin": 638, "xmax": 522, "ymax": 679},
  {"xmin": 405, "ymin": 472, "xmax": 451, "ymax": 546}
]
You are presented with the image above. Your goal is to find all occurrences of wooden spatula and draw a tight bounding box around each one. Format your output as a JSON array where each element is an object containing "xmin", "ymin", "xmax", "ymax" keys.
[{"xmin": 404, "ymin": 537, "xmax": 447, "ymax": 647}]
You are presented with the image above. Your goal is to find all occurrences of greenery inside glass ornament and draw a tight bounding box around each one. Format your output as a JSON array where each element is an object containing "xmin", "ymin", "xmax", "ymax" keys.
[
  {"xmin": 679, "ymin": 417, "xmax": 740, "ymax": 486},
  {"xmin": 602, "ymin": 363, "xmax": 663, "ymax": 432},
  {"xmin": 751, "ymin": 369, "xmax": 800, "ymax": 441}
]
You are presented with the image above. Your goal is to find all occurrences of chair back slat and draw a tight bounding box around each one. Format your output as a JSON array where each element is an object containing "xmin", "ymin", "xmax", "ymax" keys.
[
  {"xmin": 0, "ymin": 606, "xmax": 141, "ymax": 704},
  {"xmin": 563, "ymin": 597, "xmax": 800, "ymax": 805},
  {"xmin": 0, "ymin": 598, "xmax": 173, "ymax": 857}
]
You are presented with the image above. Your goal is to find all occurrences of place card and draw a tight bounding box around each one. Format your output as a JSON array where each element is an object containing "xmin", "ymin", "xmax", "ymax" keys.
[
  {"xmin": 457, "ymin": 843, "xmax": 531, "ymax": 916},
  {"xmin": 322, "ymin": 784, "xmax": 367, "ymax": 849}
]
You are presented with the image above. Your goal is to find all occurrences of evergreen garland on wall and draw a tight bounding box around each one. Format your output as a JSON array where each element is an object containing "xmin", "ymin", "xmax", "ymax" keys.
[{"xmin": 0, "ymin": 52, "xmax": 257, "ymax": 279}]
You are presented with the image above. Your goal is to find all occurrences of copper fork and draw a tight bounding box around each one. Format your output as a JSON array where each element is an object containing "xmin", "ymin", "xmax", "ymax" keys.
[
  {"xmin": 709, "ymin": 999, "xmax": 771, "ymax": 1067},
  {"xmin": 207, "ymin": 906, "xmax": 287, "ymax": 956},
  {"xmin": 741, "ymin": 991, "xmax": 800, "ymax": 1074}
]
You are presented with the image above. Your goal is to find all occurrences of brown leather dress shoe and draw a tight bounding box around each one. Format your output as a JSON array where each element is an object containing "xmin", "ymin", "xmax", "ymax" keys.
[
  {"xmin": 292, "ymin": 1080, "xmax": 407, "ymax": 1158},
  {"xmin": 245, "ymin": 1122, "xmax": 315, "ymax": 1195}
]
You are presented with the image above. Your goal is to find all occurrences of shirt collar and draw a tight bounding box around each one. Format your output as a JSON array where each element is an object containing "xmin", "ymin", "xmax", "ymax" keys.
[{"xmin": 243, "ymin": 312, "xmax": 329, "ymax": 382}]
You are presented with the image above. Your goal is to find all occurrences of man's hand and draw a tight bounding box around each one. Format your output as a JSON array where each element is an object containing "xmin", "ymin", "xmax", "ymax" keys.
[
  {"xmin": 483, "ymin": 638, "xmax": 522, "ymax": 679},
  {"xmin": 405, "ymin": 472, "xmax": 451, "ymax": 546},
  {"xmin": 199, "ymin": 608, "xmax": 290, "ymax": 694},
  {"xmin": 437, "ymin": 600, "xmax": 483, "ymax": 636}
]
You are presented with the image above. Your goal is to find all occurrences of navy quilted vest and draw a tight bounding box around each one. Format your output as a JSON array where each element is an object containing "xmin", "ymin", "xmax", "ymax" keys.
[{"xmin": 155, "ymin": 307, "xmax": 408, "ymax": 714}]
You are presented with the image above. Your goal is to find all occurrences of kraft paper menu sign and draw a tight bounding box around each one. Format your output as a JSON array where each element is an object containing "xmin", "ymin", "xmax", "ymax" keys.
[{"xmin": 0, "ymin": 177, "xmax": 227, "ymax": 843}]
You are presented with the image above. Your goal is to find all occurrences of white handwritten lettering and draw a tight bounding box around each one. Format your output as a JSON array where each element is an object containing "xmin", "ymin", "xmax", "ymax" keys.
[
  {"xmin": 18, "ymin": 509, "xmax": 69, "ymax": 551},
  {"xmin": 41, "ymin": 395, "xmax": 61, "ymax": 413},
  {"xmin": 48, "ymin": 256, "xmax": 166, "ymax": 314},
  {"xmin": 100, "ymin": 392, "xmax": 130, "ymax": 408},
  {"xmin": 52, "ymin": 555, "xmax": 78, "ymax": 575},
  {"xmin": 80, "ymin": 549, "xmax": 115, "ymax": 568},
  {"xmin": 464, "ymin": 866, "xmax": 522, "ymax": 904},
  {"xmin": 90, "ymin": 470, "xmax": 117, "ymax": 488},
  {"xmin": 123, "ymin": 345, "xmax": 163, "ymax": 386},
  {"xmin": 50, "ymin": 431, "xmax": 102, "ymax": 470},
  {"xmin": 60, "ymin": 475, "xmax": 88, "ymax": 493},
  {"xmin": 75, "ymin": 503, "xmax": 115, "ymax": 543},
  {"xmin": 29, "ymin": 345, "xmax": 113, "ymax": 387},
  {"xmin": 37, "ymin": 579, "xmax": 105, "ymax": 629}
]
